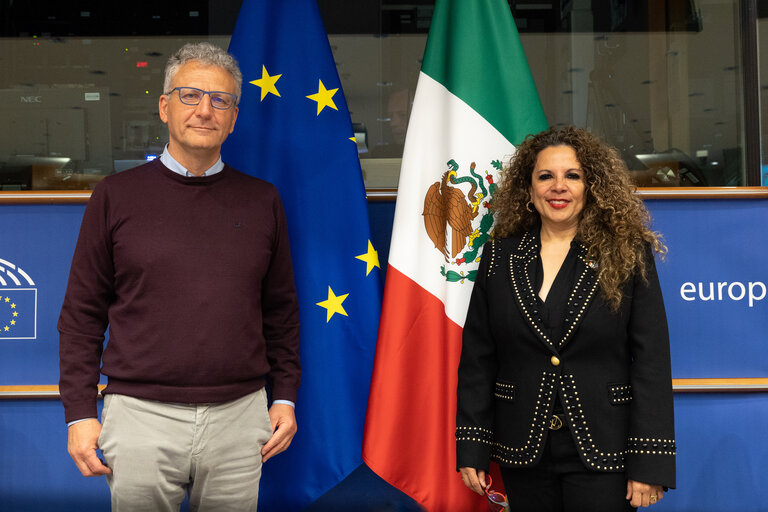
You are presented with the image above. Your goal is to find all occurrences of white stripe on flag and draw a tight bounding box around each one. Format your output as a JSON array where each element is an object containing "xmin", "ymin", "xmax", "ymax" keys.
[{"xmin": 389, "ymin": 71, "xmax": 516, "ymax": 326}]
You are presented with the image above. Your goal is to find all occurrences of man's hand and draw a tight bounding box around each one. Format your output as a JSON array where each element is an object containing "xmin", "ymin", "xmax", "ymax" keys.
[
  {"xmin": 67, "ymin": 419, "xmax": 112, "ymax": 477},
  {"xmin": 261, "ymin": 403, "xmax": 297, "ymax": 463}
]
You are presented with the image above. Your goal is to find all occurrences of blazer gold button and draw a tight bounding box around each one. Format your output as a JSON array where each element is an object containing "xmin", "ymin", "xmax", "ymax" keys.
[{"xmin": 551, "ymin": 356, "xmax": 560, "ymax": 366}]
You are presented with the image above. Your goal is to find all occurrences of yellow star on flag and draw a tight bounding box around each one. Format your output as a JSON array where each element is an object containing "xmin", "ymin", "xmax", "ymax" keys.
[
  {"xmin": 355, "ymin": 240, "xmax": 380, "ymax": 276},
  {"xmin": 13, "ymin": 311, "xmax": 18, "ymax": 317},
  {"xmin": 3, "ymin": 297, "xmax": 8, "ymax": 302},
  {"xmin": 10, "ymin": 320, "xmax": 15, "ymax": 325},
  {"xmin": 316, "ymin": 286, "xmax": 349, "ymax": 322},
  {"xmin": 306, "ymin": 79, "xmax": 338, "ymax": 115},
  {"xmin": 3, "ymin": 326, "xmax": 8, "ymax": 332},
  {"xmin": 250, "ymin": 65, "xmax": 282, "ymax": 101}
]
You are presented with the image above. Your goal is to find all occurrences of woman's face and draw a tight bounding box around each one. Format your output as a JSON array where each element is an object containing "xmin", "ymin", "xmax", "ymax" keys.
[{"xmin": 529, "ymin": 145, "xmax": 586, "ymax": 233}]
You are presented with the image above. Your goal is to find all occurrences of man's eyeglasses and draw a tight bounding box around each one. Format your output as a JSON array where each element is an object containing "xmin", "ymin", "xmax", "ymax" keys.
[
  {"xmin": 484, "ymin": 475, "xmax": 509, "ymax": 512},
  {"xmin": 165, "ymin": 87, "xmax": 238, "ymax": 110}
]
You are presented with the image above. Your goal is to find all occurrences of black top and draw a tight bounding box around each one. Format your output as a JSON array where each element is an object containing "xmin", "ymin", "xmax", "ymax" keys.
[
  {"xmin": 532, "ymin": 238, "xmax": 580, "ymax": 415},
  {"xmin": 533, "ymin": 240, "xmax": 579, "ymax": 343}
]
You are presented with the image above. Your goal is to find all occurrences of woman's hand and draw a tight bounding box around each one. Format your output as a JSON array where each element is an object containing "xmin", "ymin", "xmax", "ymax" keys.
[
  {"xmin": 459, "ymin": 467, "xmax": 488, "ymax": 495},
  {"xmin": 626, "ymin": 479, "xmax": 664, "ymax": 507}
]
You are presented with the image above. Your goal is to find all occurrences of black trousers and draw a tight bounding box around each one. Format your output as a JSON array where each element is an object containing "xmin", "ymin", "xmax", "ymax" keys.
[{"xmin": 500, "ymin": 428, "xmax": 635, "ymax": 512}]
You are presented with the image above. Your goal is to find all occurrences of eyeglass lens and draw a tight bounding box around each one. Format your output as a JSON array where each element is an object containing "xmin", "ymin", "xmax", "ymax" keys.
[
  {"xmin": 177, "ymin": 87, "xmax": 234, "ymax": 109},
  {"xmin": 486, "ymin": 492, "xmax": 509, "ymax": 512},
  {"xmin": 487, "ymin": 492, "xmax": 507, "ymax": 504}
]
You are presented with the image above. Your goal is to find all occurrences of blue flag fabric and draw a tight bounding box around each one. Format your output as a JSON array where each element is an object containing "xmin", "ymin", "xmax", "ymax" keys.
[
  {"xmin": 222, "ymin": 1, "xmax": 382, "ymax": 509},
  {"xmin": 0, "ymin": 288, "xmax": 37, "ymax": 340}
]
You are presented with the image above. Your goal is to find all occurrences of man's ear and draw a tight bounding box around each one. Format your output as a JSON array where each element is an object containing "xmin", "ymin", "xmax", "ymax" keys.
[{"xmin": 158, "ymin": 94, "xmax": 169, "ymax": 124}]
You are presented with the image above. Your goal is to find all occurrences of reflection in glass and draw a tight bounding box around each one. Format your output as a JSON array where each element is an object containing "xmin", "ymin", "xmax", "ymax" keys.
[
  {"xmin": 0, "ymin": 0, "xmax": 754, "ymax": 190},
  {"xmin": 759, "ymin": 17, "xmax": 768, "ymax": 186},
  {"xmin": 0, "ymin": 37, "xmax": 227, "ymax": 191},
  {"xmin": 520, "ymin": 0, "xmax": 746, "ymax": 187}
]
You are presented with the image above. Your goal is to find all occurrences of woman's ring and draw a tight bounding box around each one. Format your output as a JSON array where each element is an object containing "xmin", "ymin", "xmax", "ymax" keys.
[{"xmin": 650, "ymin": 495, "xmax": 658, "ymax": 503}]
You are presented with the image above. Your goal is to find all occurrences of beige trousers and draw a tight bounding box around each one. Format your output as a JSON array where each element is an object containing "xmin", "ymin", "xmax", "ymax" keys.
[{"xmin": 98, "ymin": 389, "xmax": 272, "ymax": 512}]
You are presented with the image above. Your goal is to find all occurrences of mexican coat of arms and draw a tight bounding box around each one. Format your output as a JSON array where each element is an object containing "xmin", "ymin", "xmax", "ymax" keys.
[{"xmin": 422, "ymin": 158, "xmax": 503, "ymax": 283}]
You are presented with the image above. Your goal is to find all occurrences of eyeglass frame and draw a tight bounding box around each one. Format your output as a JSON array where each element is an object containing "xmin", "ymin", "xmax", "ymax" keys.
[
  {"xmin": 484, "ymin": 475, "xmax": 509, "ymax": 512},
  {"xmin": 164, "ymin": 86, "xmax": 238, "ymax": 110}
]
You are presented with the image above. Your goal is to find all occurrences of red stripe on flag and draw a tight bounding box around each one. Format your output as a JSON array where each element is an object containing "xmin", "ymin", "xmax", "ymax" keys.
[{"xmin": 363, "ymin": 265, "xmax": 487, "ymax": 511}]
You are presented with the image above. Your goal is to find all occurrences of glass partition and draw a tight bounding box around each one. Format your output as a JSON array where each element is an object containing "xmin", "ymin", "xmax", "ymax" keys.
[
  {"xmin": 759, "ymin": 15, "xmax": 768, "ymax": 185},
  {"xmin": 0, "ymin": 0, "xmax": 757, "ymax": 191},
  {"xmin": 0, "ymin": 36, "xmax": 230, "ymax": 191},
  {"xmin": 347, "ymin": 0, "xmax": 750, "ymax": 188}
]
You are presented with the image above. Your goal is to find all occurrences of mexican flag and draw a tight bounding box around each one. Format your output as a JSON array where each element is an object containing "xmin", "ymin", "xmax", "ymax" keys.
[{"xmin": 362, "ymin": 0, "xmax": 547, "ymax": 510}]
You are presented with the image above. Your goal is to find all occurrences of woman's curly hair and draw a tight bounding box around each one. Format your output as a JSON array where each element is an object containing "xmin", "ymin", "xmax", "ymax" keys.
[{"xmin": 493, "ymin": 126, "xmax": 666, "ymax": 310}]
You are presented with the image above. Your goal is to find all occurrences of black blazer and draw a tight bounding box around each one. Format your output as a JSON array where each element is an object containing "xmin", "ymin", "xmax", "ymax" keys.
[{"xmin": 456, "ymin": 232, "xmax": 676, "ymax": 489}]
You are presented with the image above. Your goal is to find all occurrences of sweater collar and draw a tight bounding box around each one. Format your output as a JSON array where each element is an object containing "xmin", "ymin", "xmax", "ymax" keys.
[{"xmin": 160, "ymin": 144, "xmax": 224, "ymax": 177}]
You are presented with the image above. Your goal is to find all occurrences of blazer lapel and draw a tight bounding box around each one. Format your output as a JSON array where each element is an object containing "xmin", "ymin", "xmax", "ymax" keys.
[
  {"xmin": 558, "ymin": 242, "xmax": 600, "ymax": 349},
  {"xmin": 508, "ymin": 232, "xmax": 600, "ymax": 351},
  {"xmin": 509, "ymin": 231, "xmax": 557, "ymax": 352}
]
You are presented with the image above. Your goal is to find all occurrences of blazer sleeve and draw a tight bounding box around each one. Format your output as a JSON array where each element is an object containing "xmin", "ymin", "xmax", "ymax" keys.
[
  {"xmin": 625, "ymin": 247, "xmax": 677, "ymax": 488},
  {"xmin": 456, "ymin": 239, "xmax": 499, "ymax": 471}
]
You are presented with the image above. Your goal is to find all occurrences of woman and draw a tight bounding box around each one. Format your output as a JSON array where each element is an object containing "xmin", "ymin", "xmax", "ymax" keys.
[{"xmin": 456, "ymin": 126, "xmax": 675, "ymax": 511}]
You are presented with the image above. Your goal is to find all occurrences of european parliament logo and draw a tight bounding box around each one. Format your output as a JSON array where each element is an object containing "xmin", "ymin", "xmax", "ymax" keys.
[{"xmin": 0, "ymin": 258, "xmax": 37, "ymax": 340}]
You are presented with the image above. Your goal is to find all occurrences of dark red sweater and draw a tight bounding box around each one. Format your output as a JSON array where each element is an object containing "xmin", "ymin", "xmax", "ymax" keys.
[{"xmin": 58, "ymin": 160, "xmax": 300, "ymax": 423}]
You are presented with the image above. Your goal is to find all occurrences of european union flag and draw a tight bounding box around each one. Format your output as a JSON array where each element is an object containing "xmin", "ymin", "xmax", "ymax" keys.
[
  {"xmin": 222, "ymin": 1, "xmax": 382, "ymax": 509},
  {"xmin": 0, "ymin": 288, "xmax": 37, "ymax": 340}
]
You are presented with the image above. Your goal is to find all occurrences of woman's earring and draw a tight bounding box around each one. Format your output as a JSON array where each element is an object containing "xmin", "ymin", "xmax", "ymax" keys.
[{"xmin": 526, "ymin": 201, "xmax": 536, "ymax": 213}]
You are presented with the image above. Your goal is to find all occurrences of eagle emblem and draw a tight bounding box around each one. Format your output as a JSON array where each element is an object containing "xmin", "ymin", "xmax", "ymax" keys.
[{"xmin": 422, "ymin": 159, "xmax": 502, "ymax": 283}]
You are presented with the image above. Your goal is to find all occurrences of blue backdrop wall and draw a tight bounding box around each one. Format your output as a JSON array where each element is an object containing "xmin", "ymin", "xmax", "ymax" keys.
[{"xmin": 1, "ymin": 197, "xmax": 767, "ymax": 511}]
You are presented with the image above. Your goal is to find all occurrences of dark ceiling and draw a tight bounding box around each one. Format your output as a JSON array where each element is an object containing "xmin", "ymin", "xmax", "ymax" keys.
[{"xmin": 0, "ymin": 0, "xmax": 720, "ymax": 38}]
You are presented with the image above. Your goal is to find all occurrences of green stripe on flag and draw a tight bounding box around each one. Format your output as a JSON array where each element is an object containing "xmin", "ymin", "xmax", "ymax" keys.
[{"xmin": 422, "ymin": 0, "xmax": 548, "ymax": 145}]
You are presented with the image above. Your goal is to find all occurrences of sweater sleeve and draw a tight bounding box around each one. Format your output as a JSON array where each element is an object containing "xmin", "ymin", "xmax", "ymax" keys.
[
  {"xmin": 456, "ymin": 239, "xmax": 499, "ymax": 471},
  {"xmin": 58, "ymin": 182, "xmax": 115, "ymax": 424},
  {"xmin": 625, "ymin": 247, "xmax": 677, "ymax": 489},
  {"xmin": 260, "ymin": 189, "xmax": 301, "ymax": 403}
]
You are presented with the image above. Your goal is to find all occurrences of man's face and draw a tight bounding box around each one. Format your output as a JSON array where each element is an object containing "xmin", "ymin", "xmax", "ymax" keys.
[{"xmin": 159, "ymin": 61, "xmax": 238, "ymax": 158}]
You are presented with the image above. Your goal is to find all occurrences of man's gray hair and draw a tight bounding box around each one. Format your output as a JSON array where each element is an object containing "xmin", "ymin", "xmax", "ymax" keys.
[{"xmin": 164, "ymin": 42, "xmax": 243, "ymax": 104}]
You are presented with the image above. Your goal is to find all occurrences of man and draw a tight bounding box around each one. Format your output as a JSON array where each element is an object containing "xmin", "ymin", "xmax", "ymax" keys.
[{"xmin": 59, "ymin": 42, "xmax": 300, "ymax": 511}]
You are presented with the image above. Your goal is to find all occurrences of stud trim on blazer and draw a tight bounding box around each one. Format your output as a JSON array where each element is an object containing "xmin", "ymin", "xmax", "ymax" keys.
[
  {"xmin": 509, "ymin": 233, "xmax": 600, "ymax": 351},
  {"xmin": 608, "ymin": 383, "xmax": 633, "ymax": 405},
  {"xmin": 456, "ymin": 425, "xmax": 494, "ymax": 445},
  {"xmin": 494, "ymin": 381, "xmax": 515, "ymax": 401},
  {"xmin": 486, "ymin": 239, "xmax": 501, "ymax": 278},
  {"xmin": 489, "ymin": 372, "xmax": 558, "ymax": 465},
  {"xmin": 627, "ymin": 437, "xmax": 677, "ymax": 456},
  {"xmin": 561, "ymin": 374, "xmax": 627, "ymax": 471}
]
